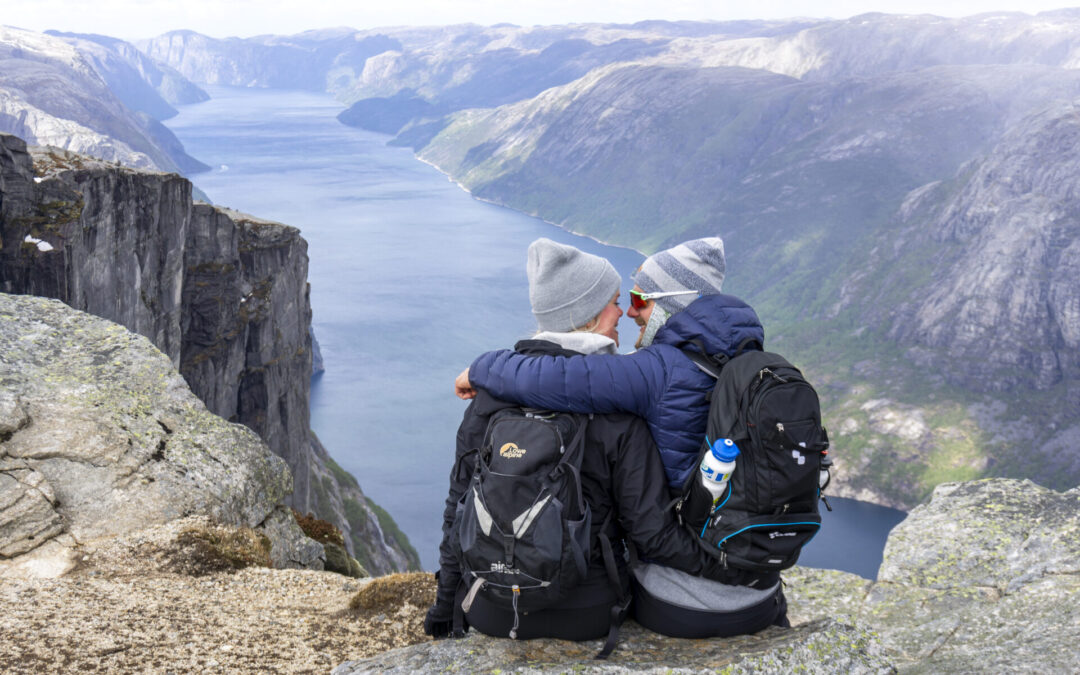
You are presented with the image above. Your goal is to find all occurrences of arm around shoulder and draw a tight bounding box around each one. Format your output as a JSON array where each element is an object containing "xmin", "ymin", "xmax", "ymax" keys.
[{"xmin": 469, "ymin": 347, "xmax": 664, "ymax": 417}]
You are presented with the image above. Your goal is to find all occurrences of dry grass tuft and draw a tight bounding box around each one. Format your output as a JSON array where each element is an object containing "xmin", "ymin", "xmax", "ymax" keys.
[
  {"xmin": 349, "ymin": 572, "xmax": 435, "ymax": 614},
  {"xmin": 292, "ymin": 509, "xmax": 345, "ymax": 547},
  {"xmin": 166, "ymin": 523, "xmax": 273, "ymax": 575}
]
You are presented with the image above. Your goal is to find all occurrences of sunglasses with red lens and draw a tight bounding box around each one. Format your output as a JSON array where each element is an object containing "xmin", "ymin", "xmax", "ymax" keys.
[{"xmin": 628, "ymin": 289, "xmax": 700, "ymax": 310}]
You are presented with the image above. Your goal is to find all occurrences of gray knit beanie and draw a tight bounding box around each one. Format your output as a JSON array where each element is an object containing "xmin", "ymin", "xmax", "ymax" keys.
[
  {"xmin": 631, "ymin": 237, "xmax": 726, "ymax": 315},
  {"xmin": 527, "ymin": 238, "xmax": 622, "ymax": 332}
]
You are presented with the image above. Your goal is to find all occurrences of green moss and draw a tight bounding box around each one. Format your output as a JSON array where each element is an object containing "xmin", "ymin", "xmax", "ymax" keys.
[
  {"xmin": 350, "ymin": 532, "xmax": 377, "ymax": 574},
  {"xmin": 10, "ymin": 198, "xmax": 84, "ymax": 233},
  {"xmin": 343, "ymin": 497, "xmax": 368, "ymax": 529},
  {"xmin": 312, "ymin": 472, "xmax": 332, "ymax": 516},
  {"xmin": 327, "ymin": 455, "xmax": 360, "ymax": 489}
]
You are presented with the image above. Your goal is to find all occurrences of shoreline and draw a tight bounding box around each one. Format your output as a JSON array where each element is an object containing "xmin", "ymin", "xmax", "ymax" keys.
[{"xmin": 412, "ymin": 152, "xmax": 648, "ymax": 258}]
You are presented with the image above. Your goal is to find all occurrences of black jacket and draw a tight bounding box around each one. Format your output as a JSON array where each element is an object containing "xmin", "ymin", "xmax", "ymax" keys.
[{"xmin": 435, "ymin": 339, "xmax": 753, "ymax": 612}]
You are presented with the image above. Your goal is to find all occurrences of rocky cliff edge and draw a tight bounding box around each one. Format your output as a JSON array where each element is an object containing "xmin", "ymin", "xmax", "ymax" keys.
[{"xmin": 0, "ymin": 292, "xmax": 321, "ymax": 576}]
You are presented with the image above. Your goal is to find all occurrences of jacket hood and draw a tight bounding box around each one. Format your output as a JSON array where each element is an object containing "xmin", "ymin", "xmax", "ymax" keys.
[{"xmin": 652, "ymin": 294, "xmax": 764, "ymax": 358}]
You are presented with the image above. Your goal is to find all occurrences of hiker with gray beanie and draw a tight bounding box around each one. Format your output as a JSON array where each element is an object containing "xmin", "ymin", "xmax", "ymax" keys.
[
  {"xmin": 454, "ymin": 236, "xmax": 789, "ymax": 637},
  {"xmin": 426, "ymin": 238, "xmax": 752, "ymax": 653}
]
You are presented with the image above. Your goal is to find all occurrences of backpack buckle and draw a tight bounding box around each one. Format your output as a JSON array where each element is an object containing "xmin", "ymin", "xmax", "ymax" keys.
[{"xmin": 503, "ymin": 533, "xmax": 516, "ymax": 566}]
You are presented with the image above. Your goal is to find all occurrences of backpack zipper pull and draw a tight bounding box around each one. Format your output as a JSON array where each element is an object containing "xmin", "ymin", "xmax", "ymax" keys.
[
  {"xmin": 760, "ymin": 367, "xmax": 787, "ymax": 383},
  {"xmin": 509, "ymin": 585, "xmax": 521, "ymax": 639}
]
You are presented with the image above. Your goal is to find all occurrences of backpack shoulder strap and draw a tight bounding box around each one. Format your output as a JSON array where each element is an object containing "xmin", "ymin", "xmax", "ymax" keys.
[
  {"xmin": 679, "ymin": 345, "xmax": 722, "ymax": 379},
  {"xmin": 675, "ymin": 335, "xmax": 764, "ymax": 380}
]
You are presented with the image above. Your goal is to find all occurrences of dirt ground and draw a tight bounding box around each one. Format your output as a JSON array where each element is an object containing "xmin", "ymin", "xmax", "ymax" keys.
[{"xmin": 0, "ymin": 518, "xmax": 435, "ymax": 674}]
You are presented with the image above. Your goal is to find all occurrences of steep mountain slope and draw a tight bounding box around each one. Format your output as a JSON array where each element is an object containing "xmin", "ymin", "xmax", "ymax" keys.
[
  {"xmin": 46, "ymin": 31, "xmax": 210, "ymax": 116},
  {"xmin": 0, "ymin": 26, "xmax": 207, "ymax": 174},
  {"xmin": 812, "ymin": 104, "xmax": 1080, "ymax": 502},
  {"xmin": 417, "ymin": 61, "xmax": 1080, "ymax": 270},
  {"xmin": 850, "ymin": 103, "xmax": 1080, "ymax": 396}
]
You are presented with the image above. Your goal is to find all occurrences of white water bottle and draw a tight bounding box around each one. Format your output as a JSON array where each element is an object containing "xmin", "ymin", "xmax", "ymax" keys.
[{"xmin": 700, "ymin": 438, "xmax": 740, "ymax": 504}]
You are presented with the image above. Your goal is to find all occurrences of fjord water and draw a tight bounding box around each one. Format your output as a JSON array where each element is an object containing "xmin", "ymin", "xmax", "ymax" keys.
[{"xmin": 166, "ymin": 86, "xmax": 905, "ymax": 578}]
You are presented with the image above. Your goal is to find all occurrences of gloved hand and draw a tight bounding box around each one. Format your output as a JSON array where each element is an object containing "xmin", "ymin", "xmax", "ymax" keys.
[
  {"xmin": 423, "ymin": 603, "xmax": 452, "ymax": 638},
  {"xmin": 423, "ymin": 602, "xmax": 467, "ymax": 638}
]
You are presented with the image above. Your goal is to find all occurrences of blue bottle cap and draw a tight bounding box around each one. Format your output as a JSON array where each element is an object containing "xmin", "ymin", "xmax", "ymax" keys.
[{"xmin": 711, "ymin": 438, "xmax": 741, "ymax": 462}]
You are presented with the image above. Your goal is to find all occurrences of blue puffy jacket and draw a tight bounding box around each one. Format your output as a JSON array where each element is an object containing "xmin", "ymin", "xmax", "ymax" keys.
[{"xmin": 469, "ymin": 294, "xmax": 765, "ymax": 488}]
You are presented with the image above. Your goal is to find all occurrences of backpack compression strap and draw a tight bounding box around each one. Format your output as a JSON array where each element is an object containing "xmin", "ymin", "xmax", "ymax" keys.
[
  {"xmin": 595, "ymin": 514, "xmax": 631, "ymax": 660},
  {"xmin": 452, "ymin": 579, "xmax": 469, "ymax": 638}
]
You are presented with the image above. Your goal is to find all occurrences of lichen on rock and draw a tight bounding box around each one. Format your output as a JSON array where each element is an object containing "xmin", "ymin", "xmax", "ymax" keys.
[{"xmin": 0, "ymin": 292, "xmax": 319, "ymax": 575}]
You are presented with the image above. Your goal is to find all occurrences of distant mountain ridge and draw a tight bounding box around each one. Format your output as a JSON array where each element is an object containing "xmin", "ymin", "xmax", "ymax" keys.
[
  {"xmin": 0, "ymin": 26, "xmax": 207, "ymax": 173},
  {"xmin": 45, "ymin": 31, "xmax": 210, "ymax": 117}
]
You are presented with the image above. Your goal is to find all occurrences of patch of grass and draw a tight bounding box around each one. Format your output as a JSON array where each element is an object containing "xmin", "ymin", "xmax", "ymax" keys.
[
  {"xmin": 349, "ymin": 572, "xmax": 434, "ymax": 614},
  {"xmin": 292, "ymin": 509, "xmax": 345, "ymax": 547},
  {"xmin": 921, "ymin": 427, "xmax": 985, "ymax": 488},
  {"xmin": 168, "ymin": 523, "xmax": 272, "ymax": 575}
]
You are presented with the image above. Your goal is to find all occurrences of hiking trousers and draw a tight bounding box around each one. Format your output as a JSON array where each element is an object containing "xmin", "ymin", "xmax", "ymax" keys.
[{"xmin": 632, "ymin": 576, "xmax": 789, "ymax": 638}]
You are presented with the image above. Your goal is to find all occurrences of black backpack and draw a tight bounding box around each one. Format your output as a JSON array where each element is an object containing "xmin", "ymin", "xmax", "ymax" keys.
[
  {"xmin": 452, "ymin": 407, "xmax": 630, "ymax": 657},
  {"xmin": 678, "ymin": 346, "xmax": 832, "ymax": 573}
]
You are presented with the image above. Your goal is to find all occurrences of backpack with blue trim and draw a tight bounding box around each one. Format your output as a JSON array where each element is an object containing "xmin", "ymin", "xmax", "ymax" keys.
[{"xmin": 677, "ymin": 346, "xmax": 832, "ymax": 573}]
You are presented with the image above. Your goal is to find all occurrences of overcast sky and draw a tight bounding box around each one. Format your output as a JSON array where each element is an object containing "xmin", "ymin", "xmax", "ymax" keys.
[{"xmin": 4, "ymin": 1, "xmax": 1078, "ymax": 41}]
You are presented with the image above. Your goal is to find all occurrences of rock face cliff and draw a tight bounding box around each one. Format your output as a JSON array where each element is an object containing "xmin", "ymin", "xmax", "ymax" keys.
[
  {"xmin": 0, "ymin": 292, "xmax": 322, "ymax": 576},
  {"xmin": 0, "ymin": 133, "xmax": 417, "ymax": 573},
  {"xmin": 875, "ymin": 104, "xmax": 1080, "ymax": 397}
]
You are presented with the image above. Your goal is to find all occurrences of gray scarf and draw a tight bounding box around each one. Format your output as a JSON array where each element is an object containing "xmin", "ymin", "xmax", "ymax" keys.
[{"xmin": 638, "ymin": 305, "xmax": 671, "ymax": 349}]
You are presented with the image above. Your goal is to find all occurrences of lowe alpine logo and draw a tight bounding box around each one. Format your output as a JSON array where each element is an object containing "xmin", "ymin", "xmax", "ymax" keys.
[
  {"xmin": 769, "ymin": 531, "xmax": 797, "ymax": 539},
  {"xmin": 499, "ymin": 442, "xmax": 527, "ymax": 458},
  {"xmin": 490, "ymin": 561, "xmax": 522, "ymax": 574}
]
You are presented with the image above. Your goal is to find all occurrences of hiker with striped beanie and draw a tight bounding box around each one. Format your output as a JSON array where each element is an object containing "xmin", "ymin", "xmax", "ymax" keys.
[{"xmin": 456, "ymin": 236, "xmax": 788, "ymax": 638}]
